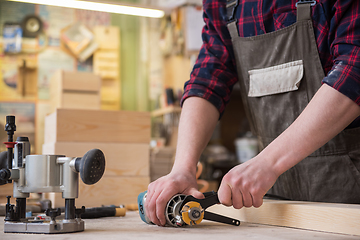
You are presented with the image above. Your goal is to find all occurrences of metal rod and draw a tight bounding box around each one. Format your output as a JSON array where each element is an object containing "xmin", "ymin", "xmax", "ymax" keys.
[
  {"xmin": 65, "ymin": 199, "xmax": 75, "ymax": 220},
  {"xmin": 16, "ymin": 198, "xmax": 26, "ymax": 219}
]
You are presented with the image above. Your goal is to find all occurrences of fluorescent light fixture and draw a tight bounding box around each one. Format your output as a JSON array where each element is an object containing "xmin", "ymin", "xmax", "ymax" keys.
[{"xmin": 6, "ymin": 0, "xmax": 165, "ymax": 18}]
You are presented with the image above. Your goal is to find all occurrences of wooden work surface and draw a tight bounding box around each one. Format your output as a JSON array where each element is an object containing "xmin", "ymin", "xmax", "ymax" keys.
[{"xmin": 0, "ymin": 211, "xmax": 358, "ymax": 240}]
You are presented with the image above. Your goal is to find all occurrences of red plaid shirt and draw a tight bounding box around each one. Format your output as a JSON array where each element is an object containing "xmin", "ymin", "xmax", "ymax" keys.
[{"xmin": 181, "ymin": 0, "xmax": 360, "ymax": 127}]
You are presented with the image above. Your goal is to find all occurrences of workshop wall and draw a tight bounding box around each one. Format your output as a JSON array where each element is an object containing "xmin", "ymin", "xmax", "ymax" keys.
[{"xmin": 0, "ymin": 0, "xmax": 154, "ymax": 154}]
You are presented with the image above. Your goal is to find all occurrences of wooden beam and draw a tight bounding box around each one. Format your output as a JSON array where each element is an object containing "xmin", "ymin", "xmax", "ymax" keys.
[
  {"xmin": 151, "ymin": 106, "xmax": 181, "ymax": 117},
  {"xmin": 208, "ymin": 200, "xmax": 360, "ymax": 236},
  {"xmin": 0, "ymin": 184, "xmax": 13, "ymax": 199},
  {"xmin": 44, "ymin": 109, "xmax": 150, "ymax": 144}
]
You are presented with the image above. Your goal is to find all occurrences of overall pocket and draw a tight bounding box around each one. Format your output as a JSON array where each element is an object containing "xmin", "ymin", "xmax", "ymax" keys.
[
  {"xmin": 248, "ymin": 60, "xmax": 303, "ymax": 97},
  {"xmin": 245, "ymin": 60, "xmax": 308, "ymax": 139}
]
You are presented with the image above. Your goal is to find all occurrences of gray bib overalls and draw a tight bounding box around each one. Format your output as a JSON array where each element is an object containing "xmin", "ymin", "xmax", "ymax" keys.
[{"xmin": 226, "ymin": 1, "xmax": 360, "ymax": 203}]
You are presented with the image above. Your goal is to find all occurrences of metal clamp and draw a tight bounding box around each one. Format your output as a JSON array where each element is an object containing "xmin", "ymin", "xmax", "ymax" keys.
[
  {"xmin": 180, "ymin": 191, "xmax": 240, "ymax": 226},
  {"xmin": 296, "ymin": 0, "xmax": 317, "ymax": 7},
  {"xmin": 226, "ymin": 0, "xmax": 238, "ymax": 23}
]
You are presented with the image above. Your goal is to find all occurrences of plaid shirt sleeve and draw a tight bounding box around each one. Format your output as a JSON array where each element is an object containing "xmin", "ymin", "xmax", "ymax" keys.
[
  {"xmin": 181, "ymin": 0, "xmax": 360, "ymax": 122},
  {"xmin": 321, "ymin": 0, "xmax": 360, "ymax": 106},
  {"xmin": 180, "ymin": 0, "xmax": 237, "ymax": 118}
]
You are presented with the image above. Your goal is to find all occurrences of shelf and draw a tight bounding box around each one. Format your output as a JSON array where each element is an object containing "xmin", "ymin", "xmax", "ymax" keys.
[{"xmin": 151, "ymin": 106, "xmax": 181, "ymax": 117}]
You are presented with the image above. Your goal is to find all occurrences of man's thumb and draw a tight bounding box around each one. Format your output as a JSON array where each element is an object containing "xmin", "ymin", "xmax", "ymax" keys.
[{"xmin": 188, "ymin": 188, "xmax": 205, "ymax": 199}]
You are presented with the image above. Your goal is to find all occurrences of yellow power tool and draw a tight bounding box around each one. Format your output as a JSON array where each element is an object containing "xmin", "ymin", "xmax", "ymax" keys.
[{"xmin": 138, "ymin": 191, "xmax": 240, "ymax": 227}]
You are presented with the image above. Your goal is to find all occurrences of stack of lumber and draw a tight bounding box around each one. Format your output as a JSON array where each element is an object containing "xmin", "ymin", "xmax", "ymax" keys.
[
  {"xmin": 49, "ymin": 70, "xmax": 101, "ymax": 112},
  {"xmin": 42, "ymin": 108, "xmax": 150, "ymax": 208},
  {"xmin": 150, "ymin": 147, "xmax": 175, "ymax": 182}
]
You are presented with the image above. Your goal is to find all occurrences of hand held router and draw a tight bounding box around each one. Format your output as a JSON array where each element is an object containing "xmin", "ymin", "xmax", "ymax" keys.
[{"xmin": 0, "ymin": 115, "xmax": 106, "ymax": 234}]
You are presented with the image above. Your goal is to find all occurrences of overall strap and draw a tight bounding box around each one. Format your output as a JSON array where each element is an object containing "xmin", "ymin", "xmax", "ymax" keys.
[
  {"xmin": 226, "ymin": 0, "xmax": 239, "ymax": 38},
  {"xmin": 296, "ymin": 0, "xmax": 316, "ymax": 21},
  {"xmin": 226, "ymin": 0, "xmax": 317, "ymax": 38}
]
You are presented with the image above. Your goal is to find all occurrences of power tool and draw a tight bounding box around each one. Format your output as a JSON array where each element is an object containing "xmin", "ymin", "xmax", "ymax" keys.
[
  {"xmin": 138, "ymin": 191, "xmax": 240, "ymax": 227},
  {"xmin": 0, "ymin": 115, "xmax": 106, "ymax": 234}
]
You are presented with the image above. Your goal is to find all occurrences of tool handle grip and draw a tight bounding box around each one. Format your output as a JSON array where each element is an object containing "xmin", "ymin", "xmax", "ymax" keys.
[
  {"xmin": 81, "ymin": 207, "xmax": 125, "ymax": 219},
  {"xmin": 204, "ymin": 211, "xmax": 240, "ymax": 226},
  {"xmin": 77, "ymin": 149, "xmax": 106, "ymax": 185}
]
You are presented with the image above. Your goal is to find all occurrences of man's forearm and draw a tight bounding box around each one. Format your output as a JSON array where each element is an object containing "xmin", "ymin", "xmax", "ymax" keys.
[
  {"xmin": 262, "ymin": 84, "xmax": 360, "ymax": 176},
  {"xmin": 172, "ymin": 97, "xmax": 220, "ymax": 174}
]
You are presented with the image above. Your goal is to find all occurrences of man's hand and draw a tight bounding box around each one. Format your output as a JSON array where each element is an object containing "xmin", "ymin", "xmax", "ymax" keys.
[
  {"xmin": 218, "ymin": 156, "xmax": 279, "ymax": 209},
  {"xmin": 218, "ymin": 84, "xmax": 360, "ymax": 209},
  {"xmin": 144, "ymin": 170, "xmax": 204, "ymax": 226},
  {"xmin": 144, "ymin": 97, "xmax": 219, "ymax": 226}
]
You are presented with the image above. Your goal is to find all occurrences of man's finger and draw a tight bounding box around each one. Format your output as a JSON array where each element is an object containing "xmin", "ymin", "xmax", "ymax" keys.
[
  {"xmin": 187, "ymin": 188, "xmax": 205, "ymax": 199},
  {"xmin": 251, "ymin": 192, "xmax": 264, "ymax": 208},
  {"xmin": 232, "ymin": 188, "xmax": 243, "ymax": 209},
  {"xmin": 155, "ymin": 189, "xmax": 179, "ymax": 226},
  {"xmin": 146, "ymin": 189, "xmax": 162, "ymax": 226},
  {"xmin": 218, "ymin": 183, "xmax": 232, "ymax": 206},
  {"xmin": 241, "ymin": 191, "xmax": 253, "ymax": 208}
]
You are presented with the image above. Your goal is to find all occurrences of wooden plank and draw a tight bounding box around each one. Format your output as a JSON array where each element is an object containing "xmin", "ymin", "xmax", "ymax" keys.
[
  {"xmin": 94, "ymin": 50, "xmax": 119, "ymax": 79},
  {"xmin": 101, "ymin": 79, "xmax": 120, "ymax": 102},
  {"xmin": 35, "ymin": 101, "xmax": 51, "ymax": 154},
  {"xmin": 42, "ymin": 142, "xmax": 149, "ymax": 177},
  {"xmin": 0, "ymin": 183, "xmax": 13, "ymax": 197},
  {"xmin": 61, "ymin": 71, "xmax": 101, "ymax": 92},
  {"xmin": 49, "ymin": 70, "xmax": 62, "ymax": 114},
  {"xmin": 208, "ymin": 199, "xmax": 360, "ymax": 236},
  {"xmin": 94, "ymin": 51, "xmax": 119, "ymax": 59},
  {"xmin": 93, "ymin": 26, "xmax": 119, "ymax": 50},
  {"xmin": 44, "ymin": 176, "xmax": 149, "ymax": 208},
  {"xmin": 62, "ymin": 92, "xmax": 100, "ymax": 110},
  {"xmin": 50, "ymin": 70, "xmax": 101, "ymax": 93},
  {"xmin": 49, "ymin": 70, "xmax": 101, "ymax": 112},
  {"xmin": 44, "ymin": 109, "xmax": 150, "ymax": 144},
  {"xmin": 151, "ymin": 106, "xmax": 181, "ymax": 117},
  {"xmin": 17, "ymin": 63, "xmax": 37, "ymax": 97}
]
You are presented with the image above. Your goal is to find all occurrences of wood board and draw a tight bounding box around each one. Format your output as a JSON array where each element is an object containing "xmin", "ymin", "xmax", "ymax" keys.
[
  {"xmin": 44, "ymin": 176, "xmax": 149, "ymax": 208},
  {"xmin": 208, "ymin": 199, "xmax": 360, "ymax": 236},
  {"xmin": 93, "ymin": 26, "xmax": 119, "ymax": 50},
  {"xmin": 0, "ymin": 183, "xmax": 13, "ymax": 198},
  {"xmin": 44, "ymin": 109, "xmax": 150, "ymax": 144},
  {"xmin": 50, "ymin": 70, "xmax": 101, "ymax": 112},
  {"xmin": 1, "ymin": 211, "xmax": 360, "ymax": 239},
  {"xmin": 42, "ymin": 142, "xmax": 149, "ymax": 177},
  {"xmin": 61, "ymin": 92, "xmax": 100, "ymax": 110}
]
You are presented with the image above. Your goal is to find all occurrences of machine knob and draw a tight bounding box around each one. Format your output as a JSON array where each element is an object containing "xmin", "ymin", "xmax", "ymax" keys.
[
  {"xmin": 0, "ymin": 151, "xmax": 7, "ymax": 169},
  {"xmin": 0, "ymin": 151, "xmax": 9, "ymax": 185},
  {"xmin": 5, "ymin": 115, "xmax": 16, "ymax": 133},
  {"xmin": 45, "ymin": 208, "xmax": 62, "ymax": 221},
  {"xmin": 75, "ymin": 206, "xmax": 85, "ymax": 218},
  {"xmin": 75, "ymin": 149, "xmax": 105, "ymax": 185},
  {"xmin": 0, "ymin": 169, "xmax": 11, "ymax": 182}
]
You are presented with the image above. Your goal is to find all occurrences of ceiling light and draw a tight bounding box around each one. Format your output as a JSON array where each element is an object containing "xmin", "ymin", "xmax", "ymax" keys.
[{"xmin": 6, "ymin": 0, "xmax": 165, "ymax": 18}]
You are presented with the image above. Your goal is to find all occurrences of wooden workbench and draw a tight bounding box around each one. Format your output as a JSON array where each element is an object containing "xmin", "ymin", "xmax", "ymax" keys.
[{"xmin": 0, "ymin": 211, "xmax": 358, "ymax": 240}]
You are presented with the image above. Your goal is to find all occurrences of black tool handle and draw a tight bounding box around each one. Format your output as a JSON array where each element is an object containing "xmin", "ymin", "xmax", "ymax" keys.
[
  {"xmin": 5, "ymin": 115, "xmax": 16, "ymax": 171},
  {"xmin": 74, "ymin": 149, "xmax": 106, "ymax": 185},
  {"xmin": 204, "ymin": 211, "xmax": 240, "ymax": 226},
  {"xmin": 180, "ymin": 191, "xmax": 220, "ymax": 210},
  {"xmin": 81, "ymin": 207, "xmax": 117, "ymax": 219},
  {"xmin": 45, "ymin": 208, "xmax": 62, "ymax": 221},
  {"xmin": 75, "ymin": 206, "xmax": 85, "ymax": 219}
]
